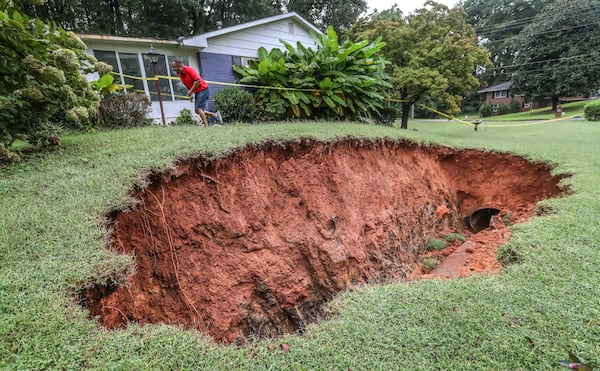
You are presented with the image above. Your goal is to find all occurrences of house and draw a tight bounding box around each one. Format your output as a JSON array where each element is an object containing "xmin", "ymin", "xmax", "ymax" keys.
[
  {"xmin": 478, "ymin": 81, "xmax": 528, "ymax": 111},
  {"xmin": 79, "ymin": 12, "xmax": 322, "ymax": 122}
]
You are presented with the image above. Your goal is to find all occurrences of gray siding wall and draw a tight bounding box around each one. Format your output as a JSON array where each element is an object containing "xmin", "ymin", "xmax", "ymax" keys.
[{"xmin": 198, "ymin": 52, "xmax": 237, "ymax": 111}]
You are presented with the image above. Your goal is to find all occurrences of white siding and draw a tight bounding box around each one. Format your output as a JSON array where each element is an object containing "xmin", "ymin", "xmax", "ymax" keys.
[
  {"xmin": 79, "ymin": 13, "xmax": 323, "ymax": 122},
  {"xmin": 202, "ymin": 20, "xmax": 317, "ymax": 57}
]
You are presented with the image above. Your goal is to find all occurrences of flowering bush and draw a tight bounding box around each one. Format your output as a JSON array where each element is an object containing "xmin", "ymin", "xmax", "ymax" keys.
[{"xmin": 0, "ymin": 6, "xmax": 100, "ymax": 161}]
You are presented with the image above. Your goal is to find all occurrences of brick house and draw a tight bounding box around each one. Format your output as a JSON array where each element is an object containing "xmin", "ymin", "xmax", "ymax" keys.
[
  {"xmin": 478, "ymin": 81, "xmax": 530, "ymax": 111},
  {"xmin": 79, "ymin": 12, "xmax": 322, "ymax": 121}
]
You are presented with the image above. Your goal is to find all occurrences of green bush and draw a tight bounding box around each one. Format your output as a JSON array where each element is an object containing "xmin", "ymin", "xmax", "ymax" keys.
[
  {"xmin": 233, "ymin": 26, "xmax": 391, "ymax": 121},
  {"xmin": 427, "ymin": 239, "xmax": 447, "ymax": 251},
  {"xmin": 98, "ymin": 92, "xmax": 152, "ymax": 129},
  {"xmin": 373, "ymin": 107, "xmax": 397, "ymax": 126},
  {"xmin": 173, "ymin": 108, "xmax": 196, "ymax": 126},
  {"xmin": 509, "ymin": 100, "xmax": 521, "ymax": 113},
  {"xmin": 584, "ymin": 99, "xmax": 600, "ymax": 121},
  {"xmin": 479, "ymin": 103, "xmax": 493, "ymax": 117},
  {"xmin": 213, "ymin": 87, "xmax": 256, "ymax": 123},
  {"xmin": 0, "ymin": 8, "xmax": 101, "ymax": 161},
  {"xmin": 497, "ymin": 104, "xmax": 509, "ymax": 115}
]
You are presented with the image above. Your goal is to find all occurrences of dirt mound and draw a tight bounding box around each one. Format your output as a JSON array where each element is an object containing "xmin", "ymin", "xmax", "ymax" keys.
[{"xmin": 80, "ymin": 138, "xmax": 567, "ymax": 344}]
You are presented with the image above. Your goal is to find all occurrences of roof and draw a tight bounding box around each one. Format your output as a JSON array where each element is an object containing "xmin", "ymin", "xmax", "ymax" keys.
[
  {"xmin": 79, "ymin": 12, "xmax": 322, "ymax": 50},
  {"xmin": 184, "ymin": 12, "xmax": 322, "ymax": 48},
  {"xmin": 478, "ymin": 81, "xmax": 514, "ymax": 93},
  {"xmin": 78, "ymin": 34, "xmax": 178, "ymax": 46}
]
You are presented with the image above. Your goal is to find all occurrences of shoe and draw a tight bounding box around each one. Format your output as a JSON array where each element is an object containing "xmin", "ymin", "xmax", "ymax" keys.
[{"xmin": 215, "ymin": 111, "xmax": 223, "ymax": 124}]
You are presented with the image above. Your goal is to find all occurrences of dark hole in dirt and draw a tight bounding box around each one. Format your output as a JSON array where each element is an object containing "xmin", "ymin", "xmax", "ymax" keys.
[
  {"xmin": 80, "ymin": 138, "xmax": 568, "ymax": 344},
  {"xmin": 464, "ymin": 208, "xmax": 501, "ymax": 232}
]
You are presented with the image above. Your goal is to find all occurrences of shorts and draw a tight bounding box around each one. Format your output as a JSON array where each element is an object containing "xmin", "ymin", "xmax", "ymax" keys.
[{"xmin": 194, "ymin": 89, "xmax": 209, "ymax": 111}]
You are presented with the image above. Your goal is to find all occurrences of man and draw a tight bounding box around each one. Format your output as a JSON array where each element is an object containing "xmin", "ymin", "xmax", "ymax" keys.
[{"xmin": 171, "ymin": 60, "xmax": 222, "ymax": 127}]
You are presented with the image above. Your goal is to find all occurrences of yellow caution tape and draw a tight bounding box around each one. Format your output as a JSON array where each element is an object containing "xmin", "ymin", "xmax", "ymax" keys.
[{"xmin": 110, "ymin": 72, "xmax": 580, "ymax": 126}]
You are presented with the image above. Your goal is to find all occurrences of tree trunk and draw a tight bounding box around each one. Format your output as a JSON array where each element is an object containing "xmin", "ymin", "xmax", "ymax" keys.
[
  {"xmin": 400, "ymin": 102, "xmax": 411, "ymax": 129},
  {"xmin": 551, "ymin": 96, "xmax": 559, "ymax": 111}
]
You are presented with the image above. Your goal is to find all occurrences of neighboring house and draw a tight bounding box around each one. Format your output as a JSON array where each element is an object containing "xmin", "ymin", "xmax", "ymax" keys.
[
  {"xmin": 79, "ymin": 12, "xmax": 322, "ymax": 122},
  {"xmin": 478, "ymin": 81, "xmax": 529, "ymax": 111}
]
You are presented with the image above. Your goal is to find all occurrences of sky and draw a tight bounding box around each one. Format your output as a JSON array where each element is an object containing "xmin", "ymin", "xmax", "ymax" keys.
[{"xmin": 365, "ymin": 0, "xmax": 458, "ymax": 14}]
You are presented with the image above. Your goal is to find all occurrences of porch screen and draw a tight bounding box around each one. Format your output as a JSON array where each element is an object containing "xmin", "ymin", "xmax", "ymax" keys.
[
  {"xmin": 142, "ymin": 54, "xmax": 172, "ymax": 102},
  {"xmin": 92, "ymin": 50, "xmax": 144, "ymax": 95},
  {"xmin": 167, "ymin": 56, "xmax": 190, "ymax": 101}
]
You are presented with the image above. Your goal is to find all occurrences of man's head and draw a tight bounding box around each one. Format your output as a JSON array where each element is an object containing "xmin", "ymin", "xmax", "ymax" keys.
[{"xmin": 171, "ymin": 60, "xmax": 184, "ymax": 73}]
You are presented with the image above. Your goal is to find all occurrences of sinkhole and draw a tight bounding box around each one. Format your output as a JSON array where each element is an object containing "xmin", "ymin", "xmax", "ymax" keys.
[{"xmin": 80, "ymin": 138, "xmax": 568, "ymax": 344}]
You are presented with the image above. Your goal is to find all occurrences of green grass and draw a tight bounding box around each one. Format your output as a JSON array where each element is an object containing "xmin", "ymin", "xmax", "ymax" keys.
[
  {"xmin": 483, "ymin": 100, "xmax": 589, "ymax": 121},
  {"xmin": 1, "ymin": 119, "xmax": 599, "ymax": 370},
  {"xmin": 427, "ymin": 238, "xmax": 447, "ymax": 251}
]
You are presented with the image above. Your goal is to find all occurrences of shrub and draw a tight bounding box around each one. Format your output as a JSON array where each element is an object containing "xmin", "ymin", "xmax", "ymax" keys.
[
  {"xmin": 584, "ymin": 99, "xmax": 600, "ymax": 121},
  {"xmin": 479, "ymin": 103, "xmax": 493, "ymax": 117},
  {"xmin": 509, "ymin": 100, "xmax": 521, "ymax": 113},
  {"xmin": 213, "ymin": 87, "xmax": 256, "ymax": 123},
  {"xmin": 427, "ymin": 239, "xmax": 447, "ymax": 251},
  {"xmin": 233, "ymin": 26, "xmax": 391, "ymax": 121},
  {"xmin": 497, "ymin": 104, "xmax": 509, "ymax": 115},
  {"xmin": 373, "ymin": 107, "xmax": 397, "ymax": 126},
  {"xmin": 173, "ymin": 108, "xmax": 196, "ymax": 126},
  {"xmin": 98, "ymin": 92, "xmax": 152, "ymax": 129},
  {"xmin": 253, "ymin": 90, "xmax": 288, "ymax": 121},
  {"xmin": 0, "ymin": 8, "xmax": 100, "ymax": 161}
]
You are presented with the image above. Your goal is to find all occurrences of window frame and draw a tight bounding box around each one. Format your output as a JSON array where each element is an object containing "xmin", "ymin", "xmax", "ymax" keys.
[{"xmin": 493, "ymin": 90, "xmax": 508, "ymax": 99}]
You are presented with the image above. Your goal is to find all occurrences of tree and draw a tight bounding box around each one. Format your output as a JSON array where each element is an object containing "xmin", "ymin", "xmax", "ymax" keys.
[
  {"xmin": 511, "ymin": 0, "xmax": 600, "ymax": 110},
  {"xmin": 26, "ymin": 0, "xmax": 368, "ymax": 38},
  {"xmin": 348, "ymin": 1, "xmax": 490, "ymax": 129},
  {"xmin": 24, "ymin": 0, "xmax": 138, "ymax": 35},
  {"xmin": 25, "ymin": 0, "xmax": 283, "ymax": 38},
  {"xmin": 459, "ymin": 0, "xmax": 546, "ymax": 85},
  {"xmin": 287, "ymin": 0, "xmax": 367, "ymax": 34}
]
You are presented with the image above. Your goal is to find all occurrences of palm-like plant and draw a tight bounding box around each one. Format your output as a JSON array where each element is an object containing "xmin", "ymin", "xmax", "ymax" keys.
[{"xmin": 233, "ymin": 26, "xmax": 391, "ymax": 121}]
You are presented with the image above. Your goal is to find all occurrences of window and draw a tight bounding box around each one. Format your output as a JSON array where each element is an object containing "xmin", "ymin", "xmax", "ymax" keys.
[
  {"xmin": 94, "ymin": 50, "xmax": 119, "ymax": 73},
  {"xmin": 142, "ymin": 53, "xmax": 172, "ymax": 102},
  {"xmin": 493, "ymin": 90, "xmax": 507, "ymax": 99},
  {"xmin": 232, "ymin": 56, "xmax": 256, "ymax": 67},
  {"xmin": 168, "ymin": 56, "xmax": 189, "ymax": 101},
  {"xmin": 288, "ymin": 22, "xmax": 295, "ymax": 34},
  {"xmin": 93, "ymin": 49, "xmax": 189, "ymax": 101},
  {"xmin": 118, "ymin": 53, "xmax": 144, "ymax": 94},
  {"xmin": 94, "ymin": 50, "xmax": 144, "ymax": 94}
]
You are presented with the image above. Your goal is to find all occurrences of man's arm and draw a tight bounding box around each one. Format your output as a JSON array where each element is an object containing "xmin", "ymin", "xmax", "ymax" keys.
[{"xmin": 188, "ymin": 80, "xmax": 201, "ymax": 97}]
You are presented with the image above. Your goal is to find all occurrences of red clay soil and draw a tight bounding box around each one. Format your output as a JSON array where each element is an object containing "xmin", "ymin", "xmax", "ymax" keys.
[{"xmin": 80, "ymin": 138, "xmax": 568, "ymax": 344}]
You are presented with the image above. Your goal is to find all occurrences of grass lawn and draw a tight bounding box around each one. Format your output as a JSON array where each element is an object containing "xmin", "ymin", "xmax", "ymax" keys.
[
  {"xmin": 481, "ymin": 100, "xmax": 590, "ymax": 121},
  {"xmin": 1, "ymin": 117, "xmax": 599, "ymax": 370}
]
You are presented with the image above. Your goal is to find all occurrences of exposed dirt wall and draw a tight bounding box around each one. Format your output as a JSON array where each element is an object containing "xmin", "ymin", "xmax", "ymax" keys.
[{"xmin": 81, "ymin": 138, "xmax": 567, "ymax": 344}]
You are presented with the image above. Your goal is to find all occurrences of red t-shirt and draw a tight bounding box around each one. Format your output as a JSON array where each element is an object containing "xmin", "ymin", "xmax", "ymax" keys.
[{"xmin": 177, "ymin": 65, "xmax": 208, "ymax": 93}]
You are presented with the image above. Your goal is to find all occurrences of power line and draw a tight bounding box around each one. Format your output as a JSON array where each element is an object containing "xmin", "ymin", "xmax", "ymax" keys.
[
  {"xmin": 472, "ymin": 3, "xmax": 600, "ymax": 35},
  {"xmin": 487, "ymin": 53, "xmax": 599, "ymax": 71},
  {"xmin": 488, "ymin": 60, "xmax": 600, "ymax": 76},
  {"xmin": 482, "ymin": 19, "xmax": 600, "ymax": 45}
]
